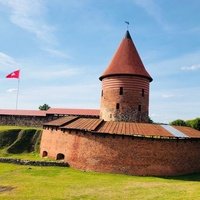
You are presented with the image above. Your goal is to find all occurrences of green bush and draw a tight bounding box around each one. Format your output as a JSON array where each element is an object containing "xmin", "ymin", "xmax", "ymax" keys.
[
  {"xmin": 185, "ymin": 120, "xmax": 194, "ymax": 128},
  {"xmin": 193, "ymin": 118, "xmax": 200, "ymax": 131},
  {"xmin": 170, "ymin": 119, "xmax": 186, "ymax": 126},
  {"xmin": 171, "ymin": 118, "xmax": 200, "ymax": 131}
]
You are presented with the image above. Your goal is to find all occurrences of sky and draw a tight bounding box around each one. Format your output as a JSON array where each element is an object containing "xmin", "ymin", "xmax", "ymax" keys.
[{"xmin": 0, "ymin": 0, "xmax": 200, "ymax": 123}]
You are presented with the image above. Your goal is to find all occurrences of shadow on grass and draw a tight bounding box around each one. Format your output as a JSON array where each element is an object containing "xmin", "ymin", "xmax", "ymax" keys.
[{"xmin": 162, "ymin": 173, "xmax": 200, "ymax": 182}]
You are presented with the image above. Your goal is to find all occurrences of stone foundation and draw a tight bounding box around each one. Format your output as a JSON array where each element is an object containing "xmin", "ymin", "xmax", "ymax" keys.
[{"xmin": 0, "ymin": 157, "xmax": 69, "ymax": 167}]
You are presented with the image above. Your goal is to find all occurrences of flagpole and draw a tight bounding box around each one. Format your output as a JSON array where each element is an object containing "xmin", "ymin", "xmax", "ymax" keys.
[
  {"xmin": 6, "ymin": 69, "xmax": 20, "ymax": 110},
  {"xmin": 16, "ymin": 77, "xmax": 20, "ymax": 110}
]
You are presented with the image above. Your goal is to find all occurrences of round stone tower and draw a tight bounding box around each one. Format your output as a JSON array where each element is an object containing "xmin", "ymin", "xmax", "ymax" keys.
[{"xmin": 99, "ymin": 31, "xmax": 153, "ymax": 122}]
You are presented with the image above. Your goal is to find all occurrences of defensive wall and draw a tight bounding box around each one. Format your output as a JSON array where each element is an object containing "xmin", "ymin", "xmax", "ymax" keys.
[
  {"xmin": 40, "ymin": 127, "xmax": 200, "ymax": 176},
  {"xmin": 0, "ymin": 108, "xmax": 99, "ymax": 127},
  {"xmin": 0, "ymin": 114, "xmax": 51, "ymax": 127}
]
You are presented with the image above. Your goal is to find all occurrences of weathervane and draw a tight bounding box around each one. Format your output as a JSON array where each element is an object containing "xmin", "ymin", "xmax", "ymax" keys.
[{"xmin": 125, "ymin": 21, "xmax": 129, "ymax": 30}]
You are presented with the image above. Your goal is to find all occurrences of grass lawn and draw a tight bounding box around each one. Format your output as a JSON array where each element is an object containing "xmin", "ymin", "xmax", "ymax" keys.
[
  {"xmin": 0, "ymin": 125, "xmax": 41, "ymax": 131},
  {"xmin": 0, "ymin": 163, "xmax": 200, "ymax": 200},
  {"xmin": 0, "ymin": 150, "xmax": 52, "ymax": 161},
  {"xmin": 1, "ymin": 125, "xmax": 200, "ymax": 199}
]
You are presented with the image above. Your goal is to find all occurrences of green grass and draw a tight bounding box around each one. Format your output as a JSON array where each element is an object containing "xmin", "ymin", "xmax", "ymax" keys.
[
  {"xmin": 0, "ymin": 163, "xmax": 200, "ymax": 200},
  {"xmin": 0, "ymin": 125, "xmax": 41, "ymax": 131},
  {"xmin": 0, "ymin": 150, "xmax": 52, "ymax": 161},
  {"xmin": 1, "ymin": 126, "xmax": 200, "ymax": 199}
]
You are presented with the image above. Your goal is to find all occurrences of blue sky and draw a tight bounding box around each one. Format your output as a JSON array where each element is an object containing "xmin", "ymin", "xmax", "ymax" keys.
[{"xmin": 0, "ymin": 0, "xmax": 200, "ymax": 123}]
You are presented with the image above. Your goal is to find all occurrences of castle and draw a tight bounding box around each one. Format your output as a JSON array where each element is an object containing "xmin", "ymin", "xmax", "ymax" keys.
[{"xmin": 40, "ymin": 31, "xmax": 200, "ymax": 176}]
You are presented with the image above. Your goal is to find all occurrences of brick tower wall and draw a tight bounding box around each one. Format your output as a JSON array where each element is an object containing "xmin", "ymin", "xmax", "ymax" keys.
[
  {"xmin": 40, "ymin": 128, "xmax": 200, "ymax": 176},
  {"xmin": 100, "ymin": 75, "xmax": 150, "ymax": 122}
]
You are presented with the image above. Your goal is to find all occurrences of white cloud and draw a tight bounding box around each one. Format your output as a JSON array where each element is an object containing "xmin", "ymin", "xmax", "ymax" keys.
[
  {"xmin": 0, "ymin": 0, "xmax": 69, "ymax": 59},
  {"xmin": 7, "ymin": 88, "xmax": 17, "ymax": 93},
  {"xmin": 43, "ymin": 48, "xmax": 70, "ymax": 59},
  {"xmin": 7, "ymin": 84, "xmax": 100, "ymax": 110},
  {"xmin": 35, "ymin": 69, "xmax": 79, "ymax": 79},
  {"xmin": 0, "ymin": 52, "xmax": 18, "ymax": 68},
  {"xmin": 132, "ymin": 0, "xmax": 171, "ymax": 31},
  {"xmin": 181, "ymin": 64, "xmax": 200, "ymax": 71},
  {"xmin": 150, "ymin": 87, "xmax": 200, "ymax": 123},
  {"xmin": 161, "ymin": 94, "xmax": 175, "ymax": 99},
  {"xmin": 22, "ymin": 65, "xmax": 81, "ymax": 80},
  {"xmin": 149, "ymin": 51, "xmax": 200, "ymax": 76},
  {"xmin": 149, "ymin": 113, "xmax": 160, "ymax": 118},
  {"xmin": 0, "ymin": 0, "xmax": 56, "ymax": 45}
]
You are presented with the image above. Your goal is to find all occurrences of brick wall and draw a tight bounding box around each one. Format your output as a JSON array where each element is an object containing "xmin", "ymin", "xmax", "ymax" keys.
[
  {"xmin": 40, "ymin": 128, "xmax": 200, "ymax": 176},
  {"xmin": 100, "ymin": 76, "xmax": 150, "ymax": 122},
  {"xmin": 0, "ymin": 115, "xmax": 54, "ymax": 127}
]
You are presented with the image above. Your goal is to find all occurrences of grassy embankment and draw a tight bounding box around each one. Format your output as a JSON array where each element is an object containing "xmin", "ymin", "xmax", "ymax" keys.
[{"xmin": 0, "ymin": 125, "xmax": 44, "ymax": 160}]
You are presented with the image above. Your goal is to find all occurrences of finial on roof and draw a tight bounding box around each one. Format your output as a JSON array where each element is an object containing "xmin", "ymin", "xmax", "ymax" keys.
[
  {"xmin": 125, "ymin": 21, "xmax": 129, "ymax": 30},
  {"xmin": 124, "ymin": 21, "xmax": 131, "ymax": 39}
]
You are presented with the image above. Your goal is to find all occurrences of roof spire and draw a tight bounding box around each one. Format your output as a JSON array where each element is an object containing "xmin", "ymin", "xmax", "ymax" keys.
[
  {"xmin": 125, "ymin": 30, "xmax": 131, "ymax": 39},
  {"xmin": 124, "ymin": 21, "xmax": 131, "ymax": 39},
  {"xmin": 99, "ymin": 30, "xmax": 153, "ymax": 82}
]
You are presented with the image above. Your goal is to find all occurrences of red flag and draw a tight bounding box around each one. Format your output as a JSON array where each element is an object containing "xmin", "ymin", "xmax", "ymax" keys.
[{"xmin": 6, "ymin": 70, "xmax": 20, "ymax": 79}]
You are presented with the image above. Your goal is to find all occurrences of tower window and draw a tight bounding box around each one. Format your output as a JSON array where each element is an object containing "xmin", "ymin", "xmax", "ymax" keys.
[
  {"xmin": 142, "ymin": 89, "xmax": 145, "ymax": 97},
  {"xmin": 116, "ymin": 103, "xmax": 120, "ymax": 110},
  {"xmin": 138, "ymin": 105, "xmax": 141, "ymax": 111},
  {"xmin": 119, "ymin": 87, "xmax": 123, "ymax": 95},
  {"xmin": 101, "ymin": 90, "xmax": 103, "ymax": 97}
]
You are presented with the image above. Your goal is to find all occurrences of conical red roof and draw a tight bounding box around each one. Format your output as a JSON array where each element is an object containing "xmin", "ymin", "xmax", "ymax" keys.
[{"xmin": 99, "ymin": 31, "xmax": 152, "ymax": 81}]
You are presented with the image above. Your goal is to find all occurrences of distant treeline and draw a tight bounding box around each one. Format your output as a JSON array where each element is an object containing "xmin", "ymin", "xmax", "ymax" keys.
[{"xmin": 170, "ymin": 118, "xmax": 200, "ymax": 131}]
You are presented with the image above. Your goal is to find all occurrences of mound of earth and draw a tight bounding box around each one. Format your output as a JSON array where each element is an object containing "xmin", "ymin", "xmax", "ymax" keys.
[{"xmin": 0, "ymin": 129, "xmax": 42, "ymax": 154}]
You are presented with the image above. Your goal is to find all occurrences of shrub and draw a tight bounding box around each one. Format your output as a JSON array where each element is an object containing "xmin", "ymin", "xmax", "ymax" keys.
[
  {"xmin": 193, "ymin": 118, "xmax": 200, "ymax": 131},
  {"xmin": 170, "ymin": 119, "xmax": 186, "ymax": 126}
]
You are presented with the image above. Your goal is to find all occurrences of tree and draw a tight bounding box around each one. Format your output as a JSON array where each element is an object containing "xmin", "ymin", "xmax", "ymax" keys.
[
  {"xmin": 171, "ymin": 118, "xmax": 200, "ymax": 131},
  {"xmin": 148, "ymin": 116, "xmax": 154, "ymax": 123},
  {"xmin": 39, "ymin": 104, "xmax": 50, "ymax": 111},
  {"xmin": 170, "ymin": 119, "xmax": 186, "ymax": 126},
  {"xmin": 193, "ymin": 118, "xmax": 200, "ymax": 131},
  {"xmin": 185, "ymin": 120, "xmax": 194, "ymax": 128}
]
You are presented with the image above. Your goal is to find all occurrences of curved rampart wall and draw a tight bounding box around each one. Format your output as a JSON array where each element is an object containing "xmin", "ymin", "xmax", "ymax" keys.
[{"xmin": 40, "ymin": 128, "xmax": 200, "ymax": 176}]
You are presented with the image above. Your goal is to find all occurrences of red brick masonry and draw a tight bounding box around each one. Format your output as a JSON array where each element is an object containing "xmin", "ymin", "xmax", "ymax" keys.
[
  {"xmin": 41, "ymin": 123, "xmax": 200, "ymax": 176},
  {"xmin": 40, "ymin": 30, "xmax": 200, "ymax": 176},
  {"xmin": 100, "ymin": 76, "xmax": 150, "ymax": 122}
]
